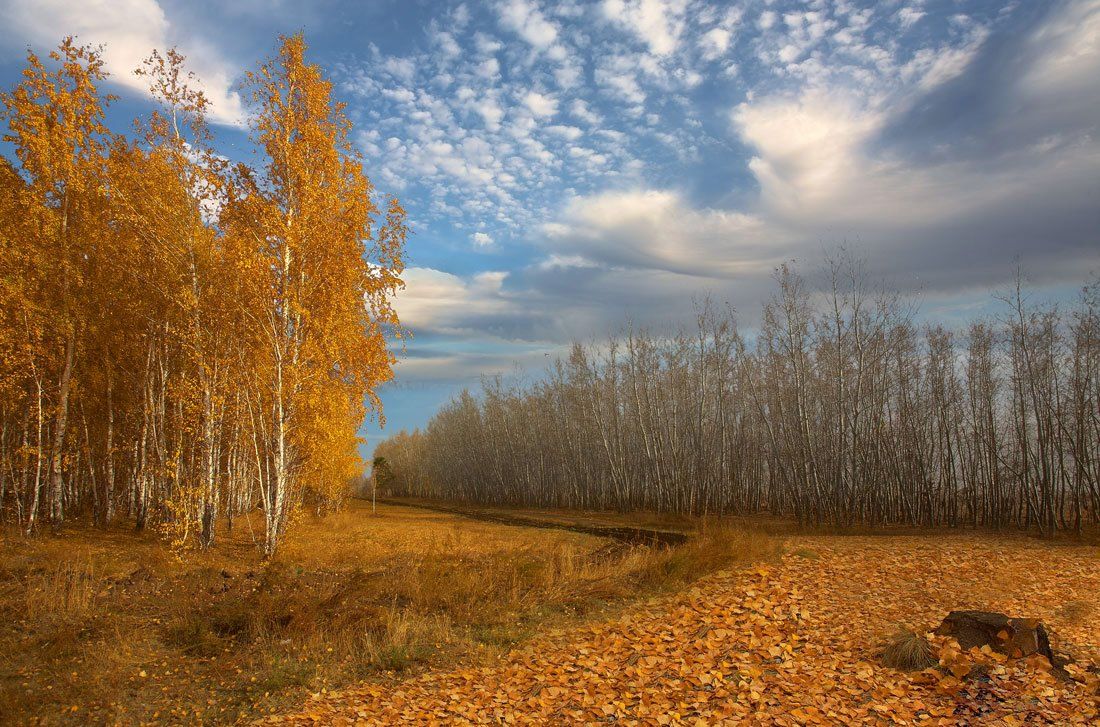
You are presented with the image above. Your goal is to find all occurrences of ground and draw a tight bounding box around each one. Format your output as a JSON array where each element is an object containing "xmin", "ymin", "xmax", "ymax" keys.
[
  {"xmin": 264, "ymin": 534, "xmax": 1100, "ymax": 726},
  {"xmin": 0, "ymin": 502, "xmax": 757, "ymax": 725},
  {"xmin": 4, "ymin": 506, "xmax": 1098, "ymax": 726}
]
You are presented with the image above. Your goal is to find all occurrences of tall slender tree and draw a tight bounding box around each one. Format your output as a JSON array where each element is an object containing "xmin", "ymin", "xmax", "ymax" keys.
[
  {"xmin": 0, "ymin": 39, "xmax": 113, "ymax": 532},
  {"xmin": 226, "ymin": 33, "xmax": 404, "ymax": 555}
]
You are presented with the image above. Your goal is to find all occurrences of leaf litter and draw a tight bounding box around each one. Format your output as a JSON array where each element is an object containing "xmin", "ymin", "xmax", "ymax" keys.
[{"xmin": 262, "ymin": 535, "xmax": 1100, "ymax": 725}]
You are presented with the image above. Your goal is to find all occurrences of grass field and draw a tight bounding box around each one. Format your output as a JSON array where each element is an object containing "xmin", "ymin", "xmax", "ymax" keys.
[{"xmin": 0, "ymin": 502, "xmax": 774, "ymax": 725}]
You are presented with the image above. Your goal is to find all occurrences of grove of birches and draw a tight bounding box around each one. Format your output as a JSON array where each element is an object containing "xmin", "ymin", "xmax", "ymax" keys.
[
  {"xmin": 377, "ymin": 260, "xmax": 1100, "ymax": 536},
  {"xmin": 0, "ymin": 36, "xmax": 406, "ymax": 555}
]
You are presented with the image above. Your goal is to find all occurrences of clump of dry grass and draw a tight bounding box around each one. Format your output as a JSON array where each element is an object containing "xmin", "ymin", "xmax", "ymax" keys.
[
  {"xmin": 354, "ymin": 608, "xmax": 455, "ymax": 672},
  {"xmin": 881, "ymin": 627, "xmax": 937, "ymax": 671},
  {"xmin": 24, "ymin": 559, "xmax": 98, "ymax": 620}
]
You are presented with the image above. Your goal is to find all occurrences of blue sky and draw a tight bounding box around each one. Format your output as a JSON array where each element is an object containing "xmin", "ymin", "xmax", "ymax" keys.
[{"xmin": 1, "ymin": 0, "xmax": 1098, "ymax": 458}]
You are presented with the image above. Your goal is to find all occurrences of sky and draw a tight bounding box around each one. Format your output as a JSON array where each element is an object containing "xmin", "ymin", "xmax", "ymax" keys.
[{"xmin": 1, "ymin": 0, "xmax": 1098, "ymax": 459}]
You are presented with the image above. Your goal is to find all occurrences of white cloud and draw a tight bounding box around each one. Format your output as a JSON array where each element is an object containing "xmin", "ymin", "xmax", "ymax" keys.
[
  {"xmin": 536, "ymin": 253, "xmax": 599, "ymax": 270},
  {"xmin": 498, "ymin": 0, "xmax": 559, "ymax": 50},
  {"xmin": 381, "ymin": 86, "xmax": 416, "ymax": 104},
  {"xmin": 433, "ymin": 31, "xmax": 461, "ymax": 58},
  {"xmin": 394, "ymin": 267, "xmax": 512, "ymax": 335},
  {"xmin": 546, "ymin": 124, "xmax": 583, "ymax": 140},
  {"xmin": 1020, "ymin": 0, "xmax": 1100, "ymax": 95},
  {"xmin": 0, "ymin": 0, "xmax": 244, "ymax": 125},
  {"xmin": 543, "ymin": 72, "xmax": 1099, "ymax": 293},
  {"xmin": 471, "ymin": 231, "xmax": 495, "ymax": 247},
  {"xmin": 523, "ymin": 90, "xmax": 558, "ymax": 118},
  {"xmin": 543, "ymin": 189, "xmax": 774, "ymax": 277},
  {"xmin": 553, "ymin": 60, "xmax": 582, "ymax": 89},
  {"xmin": 476, "ymin": 57, "xmax": 501, "ymax": 79},
  {"xmin": 897, "ymin": 7, "xmax": 926, "ymax": 28},
  {"xmin": 473, "ymin": 98, "xmax": 504, "ymax": 130},
  {"xmin": 474, "ymin": 32, "xmax": 504, "ymax": 55},
  {"xmin": 732, "ymin": 90, "xmax": 882, "ymax": 217},
  {"xmin": 700, "ymin": 27, "xmax": 731, "ymax": 62},
  {"xmin": 594, "ymin": 56, "xmax": 647, "ymax": 104},
  {"xmin": 382, "ymin": 56, "xmax": 416, "ymax": 83},
  {"xmin": 570, "ymin": 99, "xmax": 601, "ymax": 125},
  {"xmin": 602, "ymin": 0, "xmax": 688, "ymax": 56},
  {"xmin": 901, "ymin": 26, "xmax": 989, "ymax": 91}
]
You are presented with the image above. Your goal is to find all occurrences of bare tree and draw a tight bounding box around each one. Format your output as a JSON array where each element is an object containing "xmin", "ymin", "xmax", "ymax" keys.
[{"xmin": 376, "ymin": 263, "xmax": 1100, "ymax": 536}]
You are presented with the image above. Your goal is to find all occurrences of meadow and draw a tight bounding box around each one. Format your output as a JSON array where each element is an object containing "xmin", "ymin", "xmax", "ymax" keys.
[{"xmin": 0, "ymin": 502, "xmax": 773, "ymax": 724}]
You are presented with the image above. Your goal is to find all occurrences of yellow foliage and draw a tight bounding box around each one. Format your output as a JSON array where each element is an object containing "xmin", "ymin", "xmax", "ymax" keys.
[{"xmin": 0, "ymin": 34, "xmax": 405, "ymax": 554}]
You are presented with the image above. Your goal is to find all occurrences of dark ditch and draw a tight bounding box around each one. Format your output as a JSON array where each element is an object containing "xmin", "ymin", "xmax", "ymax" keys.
[{"xmin": 376, "ymin": 498, "xmax": 689, "ymax": 547}]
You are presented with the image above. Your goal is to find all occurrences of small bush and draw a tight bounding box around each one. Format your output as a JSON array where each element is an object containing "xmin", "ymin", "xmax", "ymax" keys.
[{"xmin": 881, "ymin": 628, "xmax": 937, "ymax": 671}]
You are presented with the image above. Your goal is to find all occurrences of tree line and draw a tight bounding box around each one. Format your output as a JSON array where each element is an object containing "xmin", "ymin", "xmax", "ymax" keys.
[
  {"xmin": 376, "ymin": 260, "xmax": 1099, "ymax": 535},
  {"xmin": 0, "ymin": 35, "xmax": 405, "ymax": 555}
]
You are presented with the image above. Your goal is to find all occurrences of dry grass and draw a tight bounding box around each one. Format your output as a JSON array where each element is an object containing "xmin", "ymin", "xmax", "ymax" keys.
[
  {"xmin": 0, "ymin": 502, "xmax": 772, "ymax": 725},
  {"xmin": 880, "ymin": 627, "xmax": 938, "ymax": 671}
]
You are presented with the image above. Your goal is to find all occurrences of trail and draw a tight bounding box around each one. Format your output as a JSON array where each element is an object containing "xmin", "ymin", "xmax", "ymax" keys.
[
  {"xmin": 263, "ymin": 535, "xmax": 1099, "ymax": 725},
  {"xmin": 375, "ymin": 498, "xmax": 689, "ymax": 547}
]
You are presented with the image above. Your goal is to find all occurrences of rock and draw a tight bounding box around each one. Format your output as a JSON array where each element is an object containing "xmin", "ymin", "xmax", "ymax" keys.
[{"xmin": 934, "ymin": 610, "xmax": 1054, "ymax": 661}]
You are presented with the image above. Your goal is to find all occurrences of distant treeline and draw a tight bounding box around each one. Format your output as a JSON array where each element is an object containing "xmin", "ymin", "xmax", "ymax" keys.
[
  {"xmin": 0, "ymin": 36, "xmax": 405, "ymax": 555},
  {"xmin": 376, "ymin": 261, "xmax": 1099, "ymax": 534}
]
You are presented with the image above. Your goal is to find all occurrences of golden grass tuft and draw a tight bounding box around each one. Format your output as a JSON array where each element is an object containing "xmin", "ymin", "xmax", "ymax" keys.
[
  {"xmin": 24, "ymin": 559, "xmax": 99, "ymax": 622},
  {"xmin": 881, "ymin": 627, "xmax": 938, "ymax": 671},
  {"xmin": 354, "ymin": 608, "xmax": 455, "ymax": 672}
]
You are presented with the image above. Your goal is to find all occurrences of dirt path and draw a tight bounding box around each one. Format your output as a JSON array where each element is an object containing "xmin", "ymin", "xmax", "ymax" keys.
[
  {"xmin": 262, "ymin": 535, "xmax": 1099, "ymax": 725},
  {"xmin": 376, "ymin": 498, "xmax": 690, "ymax": 546}
]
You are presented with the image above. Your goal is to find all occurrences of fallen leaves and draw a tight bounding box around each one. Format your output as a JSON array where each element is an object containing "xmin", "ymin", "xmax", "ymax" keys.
[{"xmin": 262, "ymin": 535, "xmax": 1100, "ymax": 725}]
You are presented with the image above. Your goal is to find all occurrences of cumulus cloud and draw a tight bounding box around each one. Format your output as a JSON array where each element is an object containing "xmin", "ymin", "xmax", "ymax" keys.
[
  {"xmin": 390, "ymin": 267, "xmax": 568, "ymax": 387},
  {"xmin": 897, "ymin": 7, "xmax": 926, "ymax": 28},
  {"xmin": 732, "ymin": 90, "xmax": 883, "ymax": 219},
  {"xmin": 172, "ymin": 0, "xmax": 1096, "ymax": 404},
  {"xmin": 541, "ymin": 189, "xmax": 777, "ymax": 278},
  {"xmin": 498, "ymin": 0, "xmax": 559, "ymax": 50},
  {"xmin": 602, "ymin": 0, "xmax": 688, "ymax": 56},
  {"xmin": 471, "ymin": 231, "xmax": 495, "ymax": 247},
  {"xmin": 0, "ymin": 0, "xmax": 244, "ymax": 125},
  {"xmin": 699, "ymin": 27, "xmax": 731, "ymax": 62},
  {"xmin": 395, "ymin": 267, "xmax": 514, "ymax": 335},
  {"xmin": 523, "ymin": 90, "xmax": 558, "ymax": 118},
  {"xmin": 537, "ymin": 1, "xmax": 1100, "ymax": 303}
]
